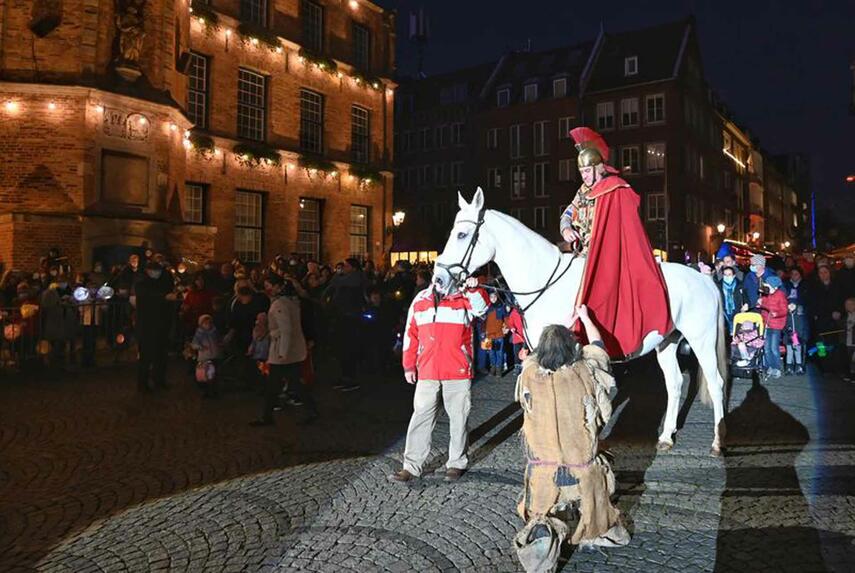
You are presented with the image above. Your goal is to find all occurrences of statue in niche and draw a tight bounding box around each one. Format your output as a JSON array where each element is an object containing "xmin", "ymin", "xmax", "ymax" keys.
[{"xmin": 114, "ymin": 0, "xmax": 146, "ymax": 80}]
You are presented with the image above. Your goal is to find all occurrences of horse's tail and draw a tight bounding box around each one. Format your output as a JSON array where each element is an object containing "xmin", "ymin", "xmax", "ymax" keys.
[{"xmin": 697, "ymin": 298, "xmax": 728, "ymax": 407}]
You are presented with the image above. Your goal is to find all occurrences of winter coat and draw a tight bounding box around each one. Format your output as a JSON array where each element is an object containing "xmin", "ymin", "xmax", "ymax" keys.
[
  {"xmin": 758, "ymin": 289, "xmax": 788, "ymax": 331},
  {"xmin": 323, "ymin": 270, "xmax": 368, "ymax": 317},
  {"xmin": 743, "ymin": 269, "xmax": 775, "ymax": 309},
  {"xmin": 718, "ymin": 279, "xmax": 748, "ymax": 319},
  {"xmin": 133, "ymin": 275, "xmax": 175, "ymax": 342},
  {"xmin": 40, "ymin": 287, "xmax": 78, "ymax": 341},
  {"xmin": 192, "ymin": 326, "xmax": 223, "ymax": 362},
  {"xmin": 181, "ymin": 287, "xmax": 216, "ymax": 330},
  {"xmin": 484, "ymin": 303, "xmax": 509, "ymax": 340},
  {"xmin": 506, "ymin": 308, "xmax": 526, "ymax": 346},
  {"xmin": 267, "ymin": 295, "xmax": 307, "ymax": 365},
  {"xmin": 808, "ymin": 280, "xmax": 845, "ymax": 334},
  {"xmin": 402, "ymin": 285, "xmax": 490, "ymax": 380}
]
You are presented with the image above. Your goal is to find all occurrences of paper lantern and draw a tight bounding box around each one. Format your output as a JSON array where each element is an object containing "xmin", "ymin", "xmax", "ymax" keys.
[
  {"xmin": 3, "ymin": 323, "xmax": 22, "ymax": 341},
  {"xmin": 20, "ymin": 304, "xmax": 38, "ymax": 319},
  {"xmin": 195, "ymin": 360, "xmax": 216, "ymax": 383},
  {"xmin": 73, "ymin": 286, "xmax": 91, "ymax": 302},
  {"xmin": 97, "ymin": 285, "xmax": 115, "ymax": 300}
]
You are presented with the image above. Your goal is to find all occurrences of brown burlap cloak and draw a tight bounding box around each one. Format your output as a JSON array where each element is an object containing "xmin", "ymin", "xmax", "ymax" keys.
[{"xmin": 514, "ymin": 343, "xmax": 622, "ymax": 545}]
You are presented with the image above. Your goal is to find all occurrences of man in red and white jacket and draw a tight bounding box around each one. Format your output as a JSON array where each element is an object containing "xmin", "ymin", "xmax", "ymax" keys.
[{"xmin": 389, "ymin": 277, "xmax": 489, "ymax": 483}]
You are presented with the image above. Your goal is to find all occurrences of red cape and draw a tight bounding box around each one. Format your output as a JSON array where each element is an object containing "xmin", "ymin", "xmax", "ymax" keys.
[{"xmin": 574, "ymin": 177, "xmax": 672, "ymax": 357}]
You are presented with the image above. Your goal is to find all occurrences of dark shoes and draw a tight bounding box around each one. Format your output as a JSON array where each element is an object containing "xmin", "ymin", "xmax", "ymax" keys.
[
  {"xmin": 249, "ymin": 418, "xmax": 274, "ymax": 427},
  {"xmin": 388, "ymin": 469, "xmax": 416, "ymax": 483},
  {"xmin": 445, "ymin": 468, "xmax": 465, "ymax": 482}
]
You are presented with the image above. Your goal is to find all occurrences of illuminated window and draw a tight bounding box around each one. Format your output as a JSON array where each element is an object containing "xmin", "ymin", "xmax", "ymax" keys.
[
  {"xmin": 350, "ymin": 205, "xmax": 369, "ymax": 259},
  {"xmin": 298, "ymin": 198, "xmax": 322, "ymax": 260},
  {"xmin": 646, "ymin": 142, "xmax": 665, "ymax": 172}
]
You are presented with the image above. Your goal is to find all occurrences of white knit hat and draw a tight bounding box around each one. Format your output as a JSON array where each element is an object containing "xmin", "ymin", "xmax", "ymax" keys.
[{"xmin": 750, "ymin": 254, "xmax": 766, "ymax": 267}]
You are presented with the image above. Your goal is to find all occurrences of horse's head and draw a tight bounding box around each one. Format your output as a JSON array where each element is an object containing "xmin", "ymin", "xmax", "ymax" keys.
[{"xmin": 433, "ymin": 187, "xmax": 496, "ymax": 294}]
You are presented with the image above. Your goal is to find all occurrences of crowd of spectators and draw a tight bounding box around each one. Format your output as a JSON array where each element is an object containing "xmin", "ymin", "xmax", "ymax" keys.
[
  {"xmin": 2, "ymin": 244, "xmax": 854, "ymax": 394},
  {"xmin": 706, "ymin": 249, "xmax": 855, "ymax": 380}
]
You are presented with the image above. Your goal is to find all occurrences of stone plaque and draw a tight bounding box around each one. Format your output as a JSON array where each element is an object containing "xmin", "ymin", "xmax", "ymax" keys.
[
  {"xmin": 102, "ymin": 108, "xmax": 150, "ymax": 141},
  {"xmin": 101, "ymin": 149, "xmax": 149, "ymax": 206}
]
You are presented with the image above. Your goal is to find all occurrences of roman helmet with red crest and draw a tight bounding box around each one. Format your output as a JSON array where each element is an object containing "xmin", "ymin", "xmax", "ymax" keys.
[{"xmin": 569, "ymin": 127, "xmax": 620, "ymax": 174}]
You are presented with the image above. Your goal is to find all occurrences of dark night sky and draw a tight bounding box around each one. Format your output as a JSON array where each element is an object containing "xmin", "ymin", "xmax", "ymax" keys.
[{"xmin": 376, "ymin": 0, "xmax": 855, "ymax": 224}]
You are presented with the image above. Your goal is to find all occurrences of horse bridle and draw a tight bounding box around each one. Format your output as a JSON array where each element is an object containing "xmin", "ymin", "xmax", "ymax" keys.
[{"xmin": 434, "ymin": 207, "xmax": 487, "ymax": 286}]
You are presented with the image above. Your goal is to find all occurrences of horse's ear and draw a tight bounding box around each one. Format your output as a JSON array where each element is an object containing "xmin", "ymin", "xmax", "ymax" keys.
[
  {"xmin": 457, "ymin": 191, "xmax": 469, "ymax": 211},
  {"xmin": 472, "ymin": 187, "xmax": 485, "ymax": 212}
]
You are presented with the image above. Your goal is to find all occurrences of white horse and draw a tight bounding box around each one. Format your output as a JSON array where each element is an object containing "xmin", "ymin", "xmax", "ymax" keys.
[{"xmin": 433, "ymin": 188, "xmax": 728, "ymax": 454}]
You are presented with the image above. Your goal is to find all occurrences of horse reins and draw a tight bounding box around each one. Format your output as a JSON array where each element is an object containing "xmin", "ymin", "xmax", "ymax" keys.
[{"xmin": 435, "ymin": 207, "xmax": 578, "ymax": 351}]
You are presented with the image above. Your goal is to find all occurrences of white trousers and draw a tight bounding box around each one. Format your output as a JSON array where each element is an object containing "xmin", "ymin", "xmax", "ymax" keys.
[{"xmin": 402, "ymin": 379, "xmax": 471, "ymax": 476}]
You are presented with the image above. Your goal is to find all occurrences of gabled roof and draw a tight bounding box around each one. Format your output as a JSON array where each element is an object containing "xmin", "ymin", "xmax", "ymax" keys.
[
  {"xmin": 489, "ymin": 42, "xmax": 594, "ymax": 95},
  {"xmin": 396, "ymin": 61, "xmax": 497, "ymax": 111},
  {"xmin": 585, "ymin": 18, "xmax": 692, "ymax": 93}
]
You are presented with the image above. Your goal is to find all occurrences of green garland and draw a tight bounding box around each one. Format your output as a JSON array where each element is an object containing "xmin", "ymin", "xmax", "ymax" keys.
[
  {"xmin": 188, "ymin": 131, "xmax": 215, "ymax": 157},
  {"xmin": 298, "ymin": 48, "xmax": 338, "ymax": 76},
  {"xmin": 233, "ymin": 142, "xmax": 281, "ymax": 167},
  {"xmin": 350, "ymin": 71, "xmax": 383, "ymax": 91},
  {"xmin": 237, "ymin": 22, "xmax": 282, "ymax": 52},
  {"xmin": 348, "ymin": 164, "xmax": 383, "ymax": 184},
  {"xmin": 190, "ymin": 0, "xmax": 220, "ymax": 34},
  {"xmin": 298, "ymin": 154, "xmax": 337, "ymax": 174}
]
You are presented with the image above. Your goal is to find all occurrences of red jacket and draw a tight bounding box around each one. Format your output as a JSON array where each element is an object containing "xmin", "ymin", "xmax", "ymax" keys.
[
  {"xmin": 758, "ymin": 289, "xmax": 788, "ymax": 330},
  {"xmin": 506, "ymin": 308, "xmax": 526, "ymax": 345},
  {"xmin": 402, "ymin": 285, "xmax": 489, "ymax": 380}
]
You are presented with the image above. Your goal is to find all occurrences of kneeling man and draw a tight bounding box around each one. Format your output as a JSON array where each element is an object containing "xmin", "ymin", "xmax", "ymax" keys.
[
  {"xmin": 389, "ymin": 277, "xmax": 489, "ymax": 483},
  {"xmin": 514, "ymin": 306, "xmax": 629, "ymax": 571}
]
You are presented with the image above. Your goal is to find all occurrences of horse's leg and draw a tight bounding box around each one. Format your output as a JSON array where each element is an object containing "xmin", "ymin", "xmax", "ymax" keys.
[
  {"xmin": 683, "ymin": 328, "xmax": 727, "ymax": 455},
  {"xmin": 655, "ymin": 339, "xmax": 683, "ymax": 451}
]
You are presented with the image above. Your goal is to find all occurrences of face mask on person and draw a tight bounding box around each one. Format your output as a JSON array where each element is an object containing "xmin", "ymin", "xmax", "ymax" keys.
[
  {"xmin": 749, "ymin": 265, "xmax": 757, "ymax": 274},
  {"xmin": 146, "ymin": 270, "xmax": 162, "ymax": 280},
  {"xmin": 723, "ymin": 276, "xmax": 735, "ymax": 285}
]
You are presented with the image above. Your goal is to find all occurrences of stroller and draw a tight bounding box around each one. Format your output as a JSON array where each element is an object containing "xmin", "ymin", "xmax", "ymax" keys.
[{"xmin": 730, "ymin": 312, "xmax": 766, "ymax": 380}]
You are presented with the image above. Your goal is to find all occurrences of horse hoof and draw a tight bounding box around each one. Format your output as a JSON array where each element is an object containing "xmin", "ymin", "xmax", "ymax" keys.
[{"xmin": 656, "ymin": 441, "xmax": 673, "ymax": 452}]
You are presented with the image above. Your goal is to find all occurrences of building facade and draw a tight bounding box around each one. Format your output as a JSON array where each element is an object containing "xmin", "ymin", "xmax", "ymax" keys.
[
  {"xmin": 0, "ymin": 0, "xmax": 395, "ymax": 270},
  {"xmin": 392, "ymin": 17, "xmax": 811, "ymax": 261}
]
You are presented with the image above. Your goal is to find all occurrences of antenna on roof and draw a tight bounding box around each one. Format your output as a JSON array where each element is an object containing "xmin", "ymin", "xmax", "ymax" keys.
[{"xmin": 409, "ymin": 8, "xmax": 431, "ymax": 78}]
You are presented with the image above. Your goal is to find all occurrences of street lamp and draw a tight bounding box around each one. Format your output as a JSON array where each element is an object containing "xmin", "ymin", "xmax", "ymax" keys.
[
  {"xmin": 752, "ymin": 231, "xmax": 760, "ymax": 241},
  {"xmin": 716, "ymin": 223, "xmax": 726, "ymax": 234},
  {"xmin": 392, "ymin": 211, "xmax": 406, "ymax": 227}
]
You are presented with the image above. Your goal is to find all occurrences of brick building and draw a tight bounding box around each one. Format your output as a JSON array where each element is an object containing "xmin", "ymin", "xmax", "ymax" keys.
[
  {"xmin": 0, "ymin": 0, "xmax": 395, "ymax": 271},
  {"xmin": 393, "ymin": 17, "xmax": 811, "ymax": 261}
]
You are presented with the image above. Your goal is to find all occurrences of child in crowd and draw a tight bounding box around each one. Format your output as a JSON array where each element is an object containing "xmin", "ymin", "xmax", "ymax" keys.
[
  {"xmin": 481, "ymin": 292, "xmax": 509, "ymax": 377},
  {"xmin": 192, "ymin": 314, "xmax": 223, "ymax": 397},
  {"xmin": 757, "ymin": 276, "xmax": 788, "ymax": 379},
  {"xmin": 732, "ymin": 320, "xmax": 765, "ymax": 367},
  {"xmin": 247, "ymin": 312, "xmax": 270, "ymax": 388},
  {"xmin": 844, "ymin": 298, "xmax": 855, "ymax": 383}
]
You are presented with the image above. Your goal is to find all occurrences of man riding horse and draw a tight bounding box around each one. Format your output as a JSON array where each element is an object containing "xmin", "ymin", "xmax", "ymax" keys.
[{"xmin": 559, "ymin": 127, "xmax": 671, "ymax": 359}]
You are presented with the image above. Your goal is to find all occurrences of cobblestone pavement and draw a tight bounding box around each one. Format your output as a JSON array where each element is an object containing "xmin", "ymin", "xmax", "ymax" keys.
[{"xmin": 1, "ymin": 355, "xmax": 854, "ymax": 572}]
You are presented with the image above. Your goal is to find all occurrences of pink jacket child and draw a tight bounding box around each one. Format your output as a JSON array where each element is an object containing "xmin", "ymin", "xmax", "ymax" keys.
[{"xmin": 732, "ymin": 321, "xmax": 764, "ymax": 363}]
